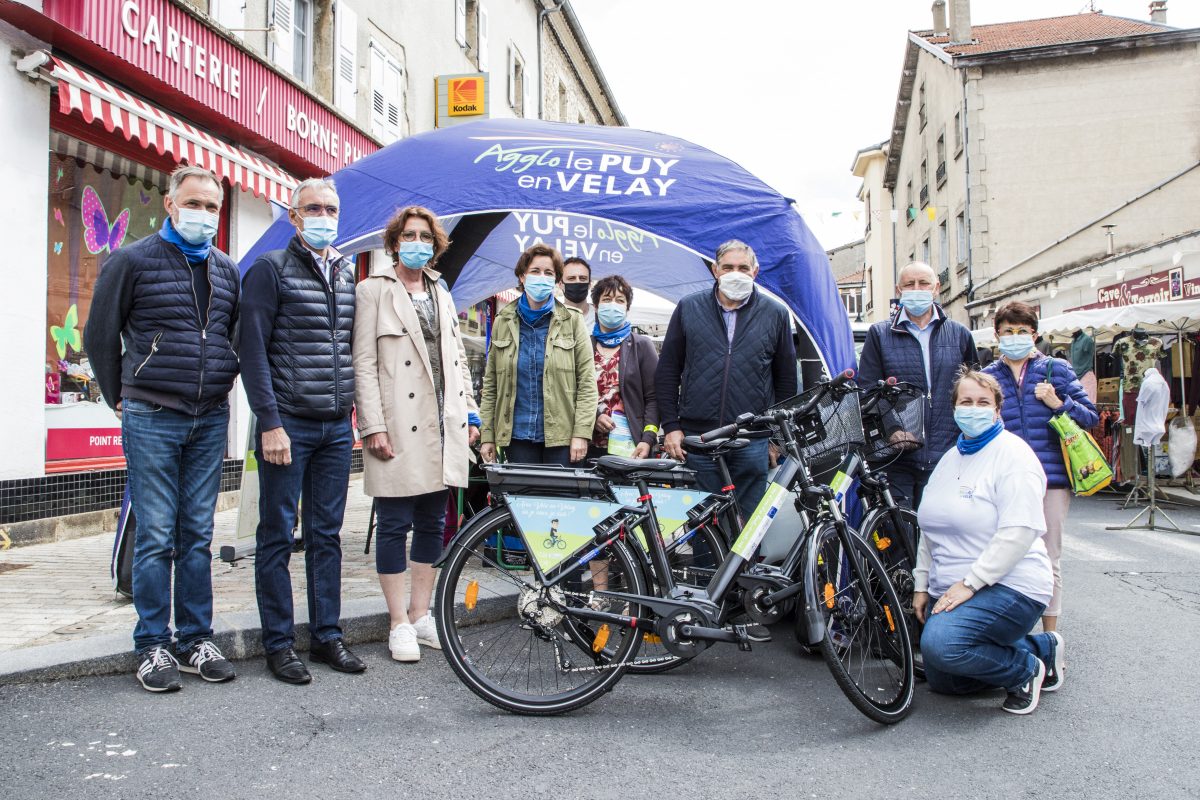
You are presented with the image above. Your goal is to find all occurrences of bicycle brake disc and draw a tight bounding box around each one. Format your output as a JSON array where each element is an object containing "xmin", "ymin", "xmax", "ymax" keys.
[{"xmin": 517, "ymin": 585, "xmax": 566, "ymax": 628}]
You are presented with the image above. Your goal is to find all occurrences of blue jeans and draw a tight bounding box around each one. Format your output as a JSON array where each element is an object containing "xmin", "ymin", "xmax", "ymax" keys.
[
  {"xmin": 921, "ymin": 583, "xmax": 1054, "ymax": 694},
  {"xmin": 375, "ymin": 491, "xmax": 449, "ymax": 574},
  {"xmin": 254, "ymin": 414, "xmax": 353, "ymax": 654},
  {"xmin": 687, "ymin": 436, "xmax": 770, "ymax": 520},
  {"xmin": 504, "ymin": 438, "xmax": 571, "ymax": 466},
  {"xmin": 121, "ymin": 398, "xmax": 229, "ymax": 653}
]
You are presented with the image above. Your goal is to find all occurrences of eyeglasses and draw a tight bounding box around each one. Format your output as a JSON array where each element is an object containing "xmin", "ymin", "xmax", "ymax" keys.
[
  {"xmin": 300, "ymin": 204, "xmax": 339, "ymax": 217},
  {"xmin": 998, "ymin": 327, "xmax": 1034, "ymax": 337},
  {"xmin": 400, "ymin": 231, "xmax": 435, "ymax": 243}
]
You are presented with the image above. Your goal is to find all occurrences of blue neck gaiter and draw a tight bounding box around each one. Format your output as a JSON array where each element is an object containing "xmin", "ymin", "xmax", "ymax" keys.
[
  {"xmin": 160, "ymin": 217, "xmax": 211, "ymax": 263},
  {"xmin": 516, "ymin": 293, "xmax": 554, "ymax": 326},
  {"xmin": 593, "ymin": 320, "xmax": 632, "ymax": 347},
  {"xmin": 957, "ymin": 421, "xmax": 1004, "ymax": 455}
]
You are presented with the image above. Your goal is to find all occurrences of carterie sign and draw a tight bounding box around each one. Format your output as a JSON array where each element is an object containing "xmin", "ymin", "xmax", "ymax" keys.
[{"xmin": 40, "ymin": 0, "xmax": 378, "ymax": 174}]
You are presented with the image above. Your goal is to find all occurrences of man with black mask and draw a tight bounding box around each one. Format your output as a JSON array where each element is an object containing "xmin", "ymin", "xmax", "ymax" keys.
[{"xmin": 561, "ymin": 256, "xmax": 594, "ymax": 330}]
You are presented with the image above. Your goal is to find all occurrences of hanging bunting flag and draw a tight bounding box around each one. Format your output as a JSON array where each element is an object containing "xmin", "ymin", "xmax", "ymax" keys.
[
  {"xmin": 926, "ymin": 206, "xmax": 937, "ymax": 221},
  {"xmin": 907, "ymin": 207, "xmax": 918, "ymax": 220},
  {"xmin": 831, "ymin": 211, "xmax": 843, "ymax": 217}
]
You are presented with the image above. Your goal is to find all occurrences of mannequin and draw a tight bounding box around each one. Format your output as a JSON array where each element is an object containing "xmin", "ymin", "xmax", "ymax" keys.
[
  {"xmin": 1071, "ymin": 329, "xmax": 1097, "ymax": 403},
  {"xmin": 1114, "ymin": 328, "xmax": 1164, "ymax": 420}
]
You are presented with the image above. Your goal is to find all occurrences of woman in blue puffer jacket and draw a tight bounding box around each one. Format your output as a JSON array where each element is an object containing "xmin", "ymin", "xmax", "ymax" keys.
[{"xmin": 983, "ymin": 302, "xmax": 1098, "ymax": 635}]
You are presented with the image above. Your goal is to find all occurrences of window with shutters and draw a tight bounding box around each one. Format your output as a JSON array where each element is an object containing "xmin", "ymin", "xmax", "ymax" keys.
[
  {"xmin": 270, "ymin": 0, "xmax": 294, "ymax": 74},
  {"xmin": 477, "ymin": 4, "xmax": 489, "ymax": 72},
  {"xmin": 507, "ymin": 44, "xmax": 525, "ymax": 117},
  {"xmin": 455, "ymin": 0, "xmax": 467, "ymax": 47},
  {"xmin": 210, "ymin": 0, "xmax": 245, "ymax": 37},
  {"xmin": 292, "ymin": 0, "xmax": 313, "ymax": 84},
  {"xmin": 334, "ymin": 1, "xmax": 358, "ymax": 117},
  {"xmin": 369, "ymin": 41, "xmax": 404, "ymax": 143}
]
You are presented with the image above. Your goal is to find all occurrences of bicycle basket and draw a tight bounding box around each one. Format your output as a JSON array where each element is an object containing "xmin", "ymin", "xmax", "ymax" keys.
[
  {"xmin": 862, "ymin": 386, "xmax": 926, "ymax": 463},
  {"xmin": 773, "ymin": 382, "xmax": 865, "ymax": 482}
]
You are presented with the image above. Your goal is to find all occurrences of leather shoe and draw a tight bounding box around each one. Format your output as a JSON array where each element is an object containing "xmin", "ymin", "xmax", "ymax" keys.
[
  {"xmin": 309, "ymin": 638, "xmax": 366, "ymax": 673},
  {"xmin": 266, "ymin": 647, "xmax": 312, "ymax": 685}
]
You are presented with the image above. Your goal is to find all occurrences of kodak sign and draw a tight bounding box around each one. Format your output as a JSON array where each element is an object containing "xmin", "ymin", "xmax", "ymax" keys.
[{"xmin": 435, "ymin": 72, "xmax": 489, "ymax": 128}]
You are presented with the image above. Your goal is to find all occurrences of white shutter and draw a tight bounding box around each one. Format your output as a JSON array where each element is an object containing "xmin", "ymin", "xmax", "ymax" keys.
[
  {"xmin": 478, "ymin": 5, "xmax": 489, "ymax": 72},
  {"xmin": 524, "ymin": 61, "xmax": 536, "ymax": 119},
  {"xmin": 455, "ymin": 0, "xmax": 467, "ymax": 47},
  {"xmin": 369, "ymin": 43, "xmax": 386, "ymax": 139},
  {"xmin": 384, "ymin": 59, "xmax": 403, "ymax": 142},
  {"xmin": 506, "ymin": 45, "xmax": 516, "ymax": 108},
  {"xmin": 271, "ymin": 0, "xmax": 295, "ymax": 73},
  {"xmin": 334, "ymin": 1, "xmax": 358, "ymax": 116},
  {"xmin": 213, "ymin": 0, "xmax": 245, "ymax": 38}
]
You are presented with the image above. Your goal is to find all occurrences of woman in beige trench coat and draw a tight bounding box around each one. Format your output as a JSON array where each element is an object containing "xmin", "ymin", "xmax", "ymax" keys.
[{"xmin": 353, "ymin": 206, "xmax": 479, "ymax": 663}]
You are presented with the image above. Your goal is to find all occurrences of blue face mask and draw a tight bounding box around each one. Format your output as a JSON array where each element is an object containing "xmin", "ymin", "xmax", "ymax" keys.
[
  {"xmin": 398, "ymin": 241, "xmax": 434, "ymax": 270},
  {"xmin": 523, "ymin": 275, "xmax": 556, "ymax": 304},
  {"xmin": 299, "ymin": 216, "xmax": 338, "ymax": 250},
  {"xmin": 899, "ymin": 290, "xmax": 933, "ymax": 316},
  {"xmin": 596, "ymin": 302, "xmax": 627, "ymax": 330},
  {"xmin": 998, "ymin": 334, "xmax": 1035, "ymax": 360},
  {"xmin": 954, "ymin": 406, "xmax": 997, "ymax": 438},
  {"xmin": 174, "ymin": 208, "xmax": 218, "ymax": 245}
]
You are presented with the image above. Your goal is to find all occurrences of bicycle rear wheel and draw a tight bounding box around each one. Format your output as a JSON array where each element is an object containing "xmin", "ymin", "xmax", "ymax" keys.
[
  {"xmin": 858, "ymin": 506, "xmax": 925, "ymax": 680},
  {"xmin": 808, "ymin": 524, "xmax": 915, "ymax": 724},
  {"xmin": 435, "ymin": 506, "xmax": 646, "ymax": 715},
  {"xmin": 625, "ymin": 521, "xmax": 728, "ymax": 675}
]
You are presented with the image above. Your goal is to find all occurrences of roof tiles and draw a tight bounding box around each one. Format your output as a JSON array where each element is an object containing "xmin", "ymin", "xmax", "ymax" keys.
[{"xmin": 917, "ymin": 12, "xmax": 1171, "ymax": 56}]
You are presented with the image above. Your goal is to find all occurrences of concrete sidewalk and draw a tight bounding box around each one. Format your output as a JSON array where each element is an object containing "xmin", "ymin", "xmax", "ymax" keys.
[{"xmin": 0, "ymin": 478, "xmax": 516, "ymax": 685}]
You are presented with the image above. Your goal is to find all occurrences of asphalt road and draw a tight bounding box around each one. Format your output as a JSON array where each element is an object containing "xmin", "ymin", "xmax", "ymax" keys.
[{"xmin": 3, "ymin": 496, "xmax": 1199, "ymax": 800}]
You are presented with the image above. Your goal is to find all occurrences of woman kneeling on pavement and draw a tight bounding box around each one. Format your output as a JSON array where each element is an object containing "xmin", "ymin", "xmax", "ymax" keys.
[
  {"xmin": 914, "ymin": 368, "xmax": 1064, "ymax": 715},
  {"xmin": 353, "ymin": 206, "xmax": 480, "ymax": 662}
]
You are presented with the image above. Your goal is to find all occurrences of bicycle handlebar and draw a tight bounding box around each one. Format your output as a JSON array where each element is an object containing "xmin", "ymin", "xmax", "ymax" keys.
[{"xmin": 698, "ymin": 369, "xmax": 856, "ymax": 442}]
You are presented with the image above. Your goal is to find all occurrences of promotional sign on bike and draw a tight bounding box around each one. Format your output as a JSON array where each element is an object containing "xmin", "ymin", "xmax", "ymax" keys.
[
  {"xmin": 505, "ymin": 496, "xmax": 626, "ymax": 575},
  {"xmin": 610, "ymin": 485, "xmax": 712, "ymax": 549}
]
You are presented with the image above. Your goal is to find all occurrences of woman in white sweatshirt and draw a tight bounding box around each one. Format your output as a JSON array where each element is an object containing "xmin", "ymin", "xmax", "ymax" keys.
[{"xmin": 914, "ymin": 369, "xmax": 1064, "ymax": 716}]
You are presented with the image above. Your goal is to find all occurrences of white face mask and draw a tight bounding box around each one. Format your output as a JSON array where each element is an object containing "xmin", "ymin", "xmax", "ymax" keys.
[{"xmin": 718, "ymin": 272, "xmax": 754, "ymax": 302}]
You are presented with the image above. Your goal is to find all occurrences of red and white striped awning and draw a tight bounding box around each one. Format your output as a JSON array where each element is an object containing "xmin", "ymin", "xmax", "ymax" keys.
[{"xmin": 49, "ymin": 57, "xmax": 297, "ymax": 205}]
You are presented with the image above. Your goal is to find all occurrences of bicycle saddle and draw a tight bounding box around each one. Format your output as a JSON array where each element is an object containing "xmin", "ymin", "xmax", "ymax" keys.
[
  {"xmin": 593, "ymin": 456, "xmax": 682, "ymax": 476},
  {"xmin": 682, "ymin": 435, "xmax": 750, "ymax": 454}
]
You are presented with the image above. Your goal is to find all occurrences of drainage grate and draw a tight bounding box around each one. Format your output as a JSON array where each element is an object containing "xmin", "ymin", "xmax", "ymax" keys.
[{"xmin": 0, "ymin": 562, "xmax": 31, "ymax": 575}]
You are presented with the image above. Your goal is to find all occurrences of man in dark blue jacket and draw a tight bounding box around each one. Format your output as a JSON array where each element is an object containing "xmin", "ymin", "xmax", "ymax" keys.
[
  {"xmin": 240, "ymin": 177, "xmax": 364, "ymax": 684},
  {"xmin": 656, "ymin": 240, "xmax": 797, "ymax": 518},
  {"xmin": 84, "ymin": 166, "xmax": 239, "ymax": 693},
  {"xmin": 858, "ymin": 262, "xmax": 977, "ymax": 509}
]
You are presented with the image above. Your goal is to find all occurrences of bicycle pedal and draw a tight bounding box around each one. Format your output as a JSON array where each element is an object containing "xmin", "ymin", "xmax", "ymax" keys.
[{"xmin": 731, "ymin": 624, "xmax": 753, "ymax": 652}]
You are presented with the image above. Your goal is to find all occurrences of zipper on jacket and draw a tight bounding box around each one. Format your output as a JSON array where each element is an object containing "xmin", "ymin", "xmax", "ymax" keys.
[
  {"xmin": 326, "ymin": 258, "xmax": 341, "ymax": 413},
  {"xmin": 134, "ymin": 332, "xmax": 163, "ymax": 376}
]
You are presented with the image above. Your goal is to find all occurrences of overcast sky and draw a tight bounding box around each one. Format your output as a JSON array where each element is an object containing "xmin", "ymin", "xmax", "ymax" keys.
[{"xmin": 570, "ymin": 0, "xmax": 1200, "ymax": 250}]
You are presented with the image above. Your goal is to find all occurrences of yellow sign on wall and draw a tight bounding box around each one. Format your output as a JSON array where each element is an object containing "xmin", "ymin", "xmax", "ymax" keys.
[{"xmin": 435, "ymin": 73, "xmax": 489, "ymax": 127}]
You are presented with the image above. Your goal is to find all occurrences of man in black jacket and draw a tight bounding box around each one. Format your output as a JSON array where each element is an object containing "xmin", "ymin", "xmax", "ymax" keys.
[
  {"xmin": 240, "ymin": 177, "xmax": 365, "ymax": 683},
  {"xmin": 857, "ymin": 262, "xmax": 977, "ymax": 509},
  {"xmin": 656, "ymin": 240, "xmax": 797, "ymax": 518},
  {"xmin": 84, "ymin": 165, "xmax": 239, "ymax": 693}
]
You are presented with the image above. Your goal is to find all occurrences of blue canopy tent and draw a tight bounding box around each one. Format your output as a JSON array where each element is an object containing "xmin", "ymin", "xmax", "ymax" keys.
[{"xmin": 242, "ymin": 118, "xmax": 854, "ymax": 381}]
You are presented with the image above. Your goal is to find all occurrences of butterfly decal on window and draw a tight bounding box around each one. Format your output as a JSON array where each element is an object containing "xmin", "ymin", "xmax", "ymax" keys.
[
  {"xmin": 149, "ymin": 216, "xmax": 157, "ymax": 229},
  {"xmin": 81, "ymin": 186, "xmax": 130, "ymax": 254},
  {"xmin": 56, "ymin": 167, "xmax": 64, "ymax": 183},
  {"xmin": 50, "ymin": 304, "xmax": 82, "ymax": 359},
  {"xmin": 53, "ymin": 242, "xmax": 63, "ymax": 255},
  {"xmin": 53, "ymin": 208, "xmax": 64, "ymax": 226},
  {"xmin": 139, "ymin": 189, "xmax": 151, "ymax": 205}
]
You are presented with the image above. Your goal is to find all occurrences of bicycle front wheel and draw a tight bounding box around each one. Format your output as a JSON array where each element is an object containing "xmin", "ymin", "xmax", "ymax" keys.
[
  {"xmin": 859, "ymin": 506, "xmax": 924, "ymax": 680},
  {"xmin": 435, "ymin": 506, "xmax": 646, "ymax": 715},
  {"xmin": 808, "ymin": 523, "xmax": 915, "ymax": 724}
]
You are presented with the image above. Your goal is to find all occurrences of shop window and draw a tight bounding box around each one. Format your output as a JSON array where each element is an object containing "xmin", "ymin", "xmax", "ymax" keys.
[{"xmin": 46, "ymin": 146, "xmax": 168, "ymax": 461}]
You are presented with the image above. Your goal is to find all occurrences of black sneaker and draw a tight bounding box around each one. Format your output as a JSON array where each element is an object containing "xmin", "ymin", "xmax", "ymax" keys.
[
  {"xmin": 136, "ymin": 646, "xmax": 183, "ymax": 693},
  {"xmin": 1041, "ymin": 632, "xmax": 1064, "ymax": 693},
  {"xmin": 178, "ymin": 640, "xmax": 236, "ymax": 683},
  {"xmin": 1002, "ymin": 658, "xmax": 1046, "ymax": 715}
]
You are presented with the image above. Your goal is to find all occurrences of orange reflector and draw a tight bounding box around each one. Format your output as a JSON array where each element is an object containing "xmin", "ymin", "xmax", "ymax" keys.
[
  {"xmin": 592, "ymin": 624, "xmax": 611, "ymax": 652},
  {"xmin": 884, "ymin": 604, "xmax": 896, "ymax": 632},
  {"xmin": 644, "ymin": 633, "xmax": 662, "ymax": 644},
  {"xmin": 464, "ymin": 580, "xmax": 478, "ymax": 611},
  {"xmin": 824, "ymin": 583, "xmax": 835, "ymax": 609},
  {"xmin": 874, "ymin": 535, "xmax": 892, "ymax": 551}
]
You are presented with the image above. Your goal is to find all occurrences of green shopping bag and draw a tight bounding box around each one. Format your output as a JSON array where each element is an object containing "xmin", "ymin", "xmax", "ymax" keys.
[{"xmin": 1045, "ymin": 361, "xmax": 1113, "ymax": 496}]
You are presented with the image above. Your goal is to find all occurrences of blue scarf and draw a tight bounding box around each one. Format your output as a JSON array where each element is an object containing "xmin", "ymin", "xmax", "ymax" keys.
[
  {"xmin": 593, "ymin": 321, "xmax": 632, "ymax": 347},
  {"xmin": 516, "ymin": 293, "xmax": 554, "ymax": 326},
  {"xmin": 957, "ymin": 421, "xmax": 1004, "ymax": 455},
  {"xmin": 159, "ymin": 218, "xmax": 211, "ymax": 263}
]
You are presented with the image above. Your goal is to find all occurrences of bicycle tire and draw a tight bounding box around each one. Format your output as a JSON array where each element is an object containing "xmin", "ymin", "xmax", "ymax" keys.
[
  {"xmin": 435, "ymin": 506, "xmax": 646, "ymax": 716},
  {"xmin": 624, "ymin": 521, "xmax": 728, "ymax": 675},
  {"xmin": 857, "ymin": 506, "xmax": 925, "ymax": 680},
  {"xmin": 808, "ymin": 523, "xmax": 915, "ymax": 724}
]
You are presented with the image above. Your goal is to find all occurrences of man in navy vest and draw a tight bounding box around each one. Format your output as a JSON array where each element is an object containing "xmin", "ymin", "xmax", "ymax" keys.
[
  {"xmin": 240, "ymin": 177, "xmax": 364, "ymax": 684},
  {"xmin": 858, "ymin": 262, "xmax": 978, "ymax": 509},
  {"xmin": 656, "ymin": 240, "xmax": 797, "ymax": 518},
  {"xmin": 85, "ymin": 165, "xmax": 240, "ymax": 693}
]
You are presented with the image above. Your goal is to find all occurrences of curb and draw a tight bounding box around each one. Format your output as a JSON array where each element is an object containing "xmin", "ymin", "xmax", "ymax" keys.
[{"xmin": 0, "ymin": 587, "xmax": 518, "ymax": 686}]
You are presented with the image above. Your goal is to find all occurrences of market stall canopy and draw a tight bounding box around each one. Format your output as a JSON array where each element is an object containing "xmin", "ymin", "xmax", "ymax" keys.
[
  {"xmin": 241, "ymin": 118, "xmax": 854, "ymax": 375},
  {"xmin": 973, "ymin": 299, "xmax": 1200, "ymax": 346}
]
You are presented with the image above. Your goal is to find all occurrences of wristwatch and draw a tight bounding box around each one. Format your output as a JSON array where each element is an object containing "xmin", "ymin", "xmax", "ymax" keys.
[{"xmin": 962, "ymin": 574, "xmax": 984, "ymax": 592}]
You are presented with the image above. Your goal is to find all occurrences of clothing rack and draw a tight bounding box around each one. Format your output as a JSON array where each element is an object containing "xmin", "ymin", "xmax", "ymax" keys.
[{"xmin": 1108, "ymin": 445, "xmax": 1189, "ymax": 534}]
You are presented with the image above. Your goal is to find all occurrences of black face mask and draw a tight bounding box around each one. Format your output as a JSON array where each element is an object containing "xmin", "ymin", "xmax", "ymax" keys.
[{"xmin": 563, "ymin": 282, "xmax": 590, "ymax": 303}]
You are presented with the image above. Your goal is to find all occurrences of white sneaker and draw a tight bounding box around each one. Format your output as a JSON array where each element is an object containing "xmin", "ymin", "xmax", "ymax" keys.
[
  {"xmin": 412, "ymin": 613, "xmax": 442, "ymax": 650},
  {"xmin": 389, "ymin": 623, "xmax": 420, "ymax": 662}
]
